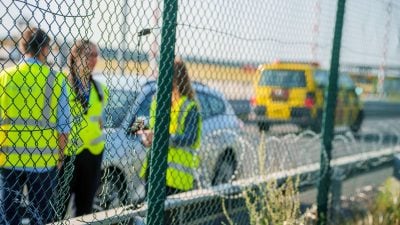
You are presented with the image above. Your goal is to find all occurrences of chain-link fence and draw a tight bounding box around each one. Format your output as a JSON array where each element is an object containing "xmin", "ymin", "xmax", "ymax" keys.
[{"xmin": 1, "ymin": 0, "xmax": 400, "ymax": 224}]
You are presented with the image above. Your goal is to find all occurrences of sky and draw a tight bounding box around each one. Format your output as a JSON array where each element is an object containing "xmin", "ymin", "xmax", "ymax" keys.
[{"xmin": 0, "ymin": 0, "xmax": 399, "ymax": 69}]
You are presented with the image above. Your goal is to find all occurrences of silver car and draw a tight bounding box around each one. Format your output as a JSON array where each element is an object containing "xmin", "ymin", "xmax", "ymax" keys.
[{"xmin": 93, "ymin": 75, "xmax": 247, "ymax": 210}]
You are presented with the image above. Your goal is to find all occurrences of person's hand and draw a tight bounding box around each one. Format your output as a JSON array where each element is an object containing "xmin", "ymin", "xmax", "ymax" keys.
[
  {"xmin": 57, "ymin": 158, "xmax": 64, "ymax": 170},
  {"xmin": 136, "ymin": 129, "xmax": 153, "ymax": 148}
]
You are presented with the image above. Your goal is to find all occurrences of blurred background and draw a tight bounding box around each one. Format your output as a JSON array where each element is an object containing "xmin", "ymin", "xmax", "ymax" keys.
[{"xmin": 1, "ymin": 0, "xmax": 400, "ymax": 224}]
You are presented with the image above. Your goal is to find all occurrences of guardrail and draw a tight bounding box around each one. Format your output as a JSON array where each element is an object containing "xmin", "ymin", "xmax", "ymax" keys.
[
  {"xmin": 56, "ymin": 145, "xmax": 400, "ymax": 225},
  {"xmin": 363, "ymin": 101, "xmax": 400, "ymax": 118}
]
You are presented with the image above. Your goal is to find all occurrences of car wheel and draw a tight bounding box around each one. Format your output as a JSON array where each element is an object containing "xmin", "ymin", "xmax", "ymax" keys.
[
  {"xmin": 311, "ymin": 111, "xmax": 322, "ymax": 133},
  {"xmin": 93, "ymin": 169, "xmax": 127, "ymax": 212},
  {"xmin": 211, "ymin": 150, "xmax": 237, "ymax": 185},
  {"xmin": 299, "ymin": 124, "xmax": 309, "ymax": 130},
  {"xmin": 258, "ymin": 122, "xmax": 270, "ymax": 132},
  {"xmin": 350, "ymin": 110, "xmax": 364, "ymax": 133},
  {"xmin": 311, "ymin": 122, "xmax": 322, "ymax": 133}
]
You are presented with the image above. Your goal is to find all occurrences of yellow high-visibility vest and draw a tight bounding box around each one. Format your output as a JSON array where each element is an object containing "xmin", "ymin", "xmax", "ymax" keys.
[
  {"xmin": 0, "ymin": 62, "xmax": 65, "ymax": 169},
  {"xmin": 65, "ymin": 80, "xmax": 108, "ymax": 156},
  {"xmin": 141, "ymin": 95, "xmax": 202, "ymax": 191}
]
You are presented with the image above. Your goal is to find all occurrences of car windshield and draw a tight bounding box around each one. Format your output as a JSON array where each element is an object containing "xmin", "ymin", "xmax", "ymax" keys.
[
  {"xmin": 259, "ymin": 70, "xmax": 306, "ymax": 87},
  {"xmin": 104, "ymin": 89, "xmax": 138, "ymax": 128}
]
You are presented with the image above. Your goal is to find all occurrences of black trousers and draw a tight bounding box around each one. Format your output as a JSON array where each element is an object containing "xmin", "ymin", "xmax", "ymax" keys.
[
  {"xmin": 59, "ymin": 149, "xmax": 103, "ymax": 217},
  {"xmin": 1, "ymin": 168, "xmax": 57, "ymax": 225}
]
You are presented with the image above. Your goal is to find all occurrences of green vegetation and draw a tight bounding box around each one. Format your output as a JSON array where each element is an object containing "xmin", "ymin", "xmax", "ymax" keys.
[
  {"xmin": 222, "ymin": 131, "xmax": 311, "ymax": 225},
  {"xmin": 344, "ymin": 178, "xmax": 400, "ymax": 225},
  {"xmin": 222, "ymin": 176, "xmax": 312, "ymax": 225}
]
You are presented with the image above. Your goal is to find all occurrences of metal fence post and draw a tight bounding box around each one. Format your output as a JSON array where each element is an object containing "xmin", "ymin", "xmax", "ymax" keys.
[
  {"xmin": 330, "ymin": 168, "xmax": 344, "ymax": 223},
  {"xmin": 146, "ymin": 0, "xmax": 178, "ymax": 224},
  {"xmin": 316, "ymin": 0, "xmax": 347, "ymax": 224}
]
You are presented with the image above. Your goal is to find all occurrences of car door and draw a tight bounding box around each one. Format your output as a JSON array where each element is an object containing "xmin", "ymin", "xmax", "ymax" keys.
[
  {"xmin": 314, "ymin": 70, "xmax": 343, "ymax": 125},
  {"xmin": 339, "ymin": 73, "xmax": 357, "ymax": 125},
  {"xmin": 195, "ymin": 90, "xmax": 241, "ymax": 186}
]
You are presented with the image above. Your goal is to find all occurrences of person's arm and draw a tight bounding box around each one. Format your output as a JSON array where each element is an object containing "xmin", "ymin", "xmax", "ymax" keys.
[
  {"xmin": 58, "ymin": 133, "xmax": 68, "ymax": 161},
  {"xmin": 56, "ymin": 79, "xmax": 72, "ymax": 168},
  {"xmin": 170, "ymin": 105, "xmax": 200, "ymax": 147},
  {"xmin": 138, "ymin": 98, "xmax": 156, "ymax": 148}
]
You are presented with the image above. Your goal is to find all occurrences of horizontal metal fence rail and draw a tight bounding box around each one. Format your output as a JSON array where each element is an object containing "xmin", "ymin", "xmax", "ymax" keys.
[{"xmin": 55, "ymin": 145, "xmax": 400, "ymax": 225}]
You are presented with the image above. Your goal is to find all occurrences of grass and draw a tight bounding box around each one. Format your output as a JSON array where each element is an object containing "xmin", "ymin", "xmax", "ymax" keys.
[
  {"xmin": 220, "ymin": 131, "xmax": 400, "ymax": 225},
  {"xmin": 344, "ymin": 178, "xmax": 400, "ymax": 225},
  {"xmin": 221, "ymin": 131, "xmax": 311, "ymax": 225},
  {"xmin": 221, "ymin": 175, "xmax": 310, "ymax": 225},
  {"xmin": 244, "ymin": 176, "xmax": 304, "ymax": 225}
]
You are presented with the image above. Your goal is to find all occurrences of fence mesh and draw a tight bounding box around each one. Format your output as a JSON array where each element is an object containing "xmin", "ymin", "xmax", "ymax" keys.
[{"xmin": 0, "ymin": 0, "xmax": 400, "ymax": 224}]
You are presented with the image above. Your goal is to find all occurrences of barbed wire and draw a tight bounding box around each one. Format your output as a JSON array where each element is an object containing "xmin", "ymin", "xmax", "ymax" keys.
[
  {"xmin": 14, "ymin": 0, "xmax": 95, "ymax": 18},
  {"xmin": 178, "ymin": 23, "xmax": 318, "ymax": 46}
]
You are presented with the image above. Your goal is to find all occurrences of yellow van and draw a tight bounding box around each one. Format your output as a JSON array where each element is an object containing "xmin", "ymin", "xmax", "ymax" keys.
[{"xmin": 250, "ymin": 61, "xmax": 363, "ymax": 133}]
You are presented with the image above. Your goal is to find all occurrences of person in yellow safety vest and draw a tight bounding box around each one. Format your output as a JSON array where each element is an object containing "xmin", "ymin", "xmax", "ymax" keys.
[
  {"xmin": 139, "ymin": 59, "xmax": 202, "ymax": 195},
  {"xmin": 0, "ymin": 27, "xmax": 71, "ymax": 225},
  {"xmin": 59, "ymin": 40, "xmax": 108, "ymax": 217}
]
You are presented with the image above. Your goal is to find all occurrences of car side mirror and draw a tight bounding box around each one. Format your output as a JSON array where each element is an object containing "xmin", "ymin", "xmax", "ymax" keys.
[
  {"xmin": 130, "ymin": 116, "xmax": 150, "ymax": 134},
  {"xmin": 355, "ymin": 87, "xmax": 363, "ymax": 96}
]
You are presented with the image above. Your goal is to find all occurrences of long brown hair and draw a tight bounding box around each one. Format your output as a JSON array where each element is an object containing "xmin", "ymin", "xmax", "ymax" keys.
[
  {"xmin": 173, "ymin": 60, "xmax": 195, "ymax": 100},
  {"xmin": 68, "ymin": 40, "xmax": 102, "ymax": 111}
]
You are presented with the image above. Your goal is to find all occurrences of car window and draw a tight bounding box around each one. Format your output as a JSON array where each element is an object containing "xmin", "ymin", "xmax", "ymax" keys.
[
  {"xmin": 105, "ymin": 89, "xmax": 138, "ymax": 128},
  {"xmin": 259, "ymin": 70, "xmax": 306, "ymax": 87},
  {"xmin": 197, "ymin": 92, "xmax": 211, "ymax": 119},
  {"xmin": 207, "ymin": 95, "xmax": 226, "ymax": 116},
  {"xmin": 137, "ymin": 92, "xmax": 155, "ymax": 117}
]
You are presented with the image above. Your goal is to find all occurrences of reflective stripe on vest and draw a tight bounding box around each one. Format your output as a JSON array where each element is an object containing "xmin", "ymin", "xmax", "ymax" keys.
[
  {"xmin": 179, "ymin": 146, "xmax": 197, "ymax": 156},
  {"xmin": 69, "ymin": 132, "xmax": 104, "ymax": 147},
  {"xmin": 177, "ymin": 99, "xmax": 192, "ymax": 132},
  {"xmin": 42, "ymin": 71, "xmax": 56, "ymax": 127},
  {"xmin": 91, "ymin": 133, "xmax": 105, "ymax": 145},
  {"xmin": 2, "ymin": 146, "xmax": 55, "ymax": 154},
  {"xmin": 168, "ymin": 162, "xmax": 195, "ymax": 177},
  {"xmin": 0, "ymin": 67, "xmax": 61, "ymax": 169},
  {"xmin": 65, "ymin": 81, "xmax": 107, "ymax": 156},
  {"xmin": 0, "ymin": 71, "xmax": 56, "ymax": 128},
  {"xmin": 0, "ymin": 117, "xmax": 57, "ymax": 128},
  {"xmin": 90, "ymin": 116, "xmax": 101, "ymax": 122},
  {"xmin": 141, "ymin": 96, "xmax": 201, "ymax": 191}
]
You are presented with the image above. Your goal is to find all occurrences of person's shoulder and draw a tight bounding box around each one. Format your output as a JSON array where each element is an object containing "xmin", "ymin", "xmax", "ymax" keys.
[{"xmin": 0, "ymin": 65, "xmax": 19, "ymax": 76}]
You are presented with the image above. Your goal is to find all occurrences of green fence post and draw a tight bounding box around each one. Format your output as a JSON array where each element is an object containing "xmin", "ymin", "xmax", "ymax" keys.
[
  {"xmin": 317, "ymin": 0, "xmax": 346, "ymax": 224},
  {"xmin": 146, "ymin": 0, "xmax": 178, "ymax": 224}
]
